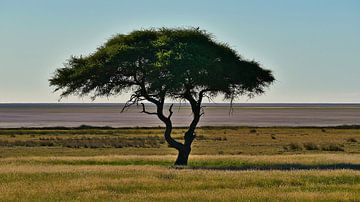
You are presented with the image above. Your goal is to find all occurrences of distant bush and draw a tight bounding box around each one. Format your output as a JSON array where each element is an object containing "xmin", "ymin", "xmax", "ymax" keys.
[
  {"xmin": 334, "ymin": 125, "xmax": 360, "ymax": 129},
  {"xmin": 321, "ymin": 144, "xmax": 344, "ymax": 151},
  {"xmin": 285, "ymin": 143, "xmax": 303, "ymax": 151},
  {"xmin": 249, "ymin": 129, "xmax": 257, "ymax": 134},
  {"xmin": 346, "ymin": 138, "xmax": 357, "ymax": 143},
  {"xmin": 303, "ymin": 142, "xmax": 319, "ymax": 150}
]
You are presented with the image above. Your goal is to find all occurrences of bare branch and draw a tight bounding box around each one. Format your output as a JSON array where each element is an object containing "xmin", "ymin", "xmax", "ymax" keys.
[
  {"xmin": 121, "ymin": 94, "xmax": 144, "ymax": 112},
  {"xmin": 204, "ymin": 94, "xmax": 215, "ymax": 103},
  {"xmin": 198, "ymin": 89, "xmax": 209, "ymax": 104},
  {"xmin": 168, "ymin": 104, "xmax": 174, "ymax": 119},
  {"xmin": 140, "ymin": 103, "xmax": 157, "ymax": 115},
  {"xmin": 229, "ymin": 96, "xmax": 234, "ymax": 116},
  {"xmin": 200, "ymin": 106, "xmax": 205, "ymax": 117}
]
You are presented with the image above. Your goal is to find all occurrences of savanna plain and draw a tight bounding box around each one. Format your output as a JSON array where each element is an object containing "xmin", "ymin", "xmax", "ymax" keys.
[{"xmin": 0, "ymin": 126, "xmax": 360, "ymax": 201}]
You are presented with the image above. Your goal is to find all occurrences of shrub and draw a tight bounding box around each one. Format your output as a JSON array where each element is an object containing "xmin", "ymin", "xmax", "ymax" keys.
[
  {"xmin": 286, "ymin": 143, "xmax": 303, "ymax": 151},
  {"xmin": 303, "ymin": 142, "xmax": 319, "ymax": 150},
  {"xmin": 321, "ymin": 144, "xmax": 344, "ymax": 151},
  {"xmin": 346, "ymin": 138, "xmax": 357, "ymax": 143}
]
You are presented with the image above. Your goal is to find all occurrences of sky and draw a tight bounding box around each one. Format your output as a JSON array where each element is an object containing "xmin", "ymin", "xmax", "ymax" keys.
[{"xmin": 0, "ymin": 0, "xmax": 359, "ymax": 103}]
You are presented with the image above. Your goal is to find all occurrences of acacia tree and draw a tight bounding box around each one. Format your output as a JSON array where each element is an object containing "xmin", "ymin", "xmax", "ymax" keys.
[{"xmin": 49, "ymin": 28, "xmax": 275, "ymax": 165}]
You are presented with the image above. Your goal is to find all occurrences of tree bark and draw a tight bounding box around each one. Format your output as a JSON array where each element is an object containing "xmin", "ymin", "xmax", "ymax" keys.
[{"xmin": 175, "ymin": 146, "xmax": 191, "ymax": 165}]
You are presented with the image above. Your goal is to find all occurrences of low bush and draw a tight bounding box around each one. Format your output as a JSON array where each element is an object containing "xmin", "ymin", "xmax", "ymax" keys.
[
  {"xmin": 303, "ymin": 142, "xmax": 319, "ymax": 150},
  {"xmin": 285, "ymin": 143, "xmax": 303, "ymax": 151},
  {"xmin": 321, "ymin": 144, "xmax": 344, "ymax": 151},
  {"xmin": 346, "ymin": 138, "xmax": 357, "ymax": 143},
  {"xmin": 249, "ymin": 129, "xmax": 257, "ymax": 133}
]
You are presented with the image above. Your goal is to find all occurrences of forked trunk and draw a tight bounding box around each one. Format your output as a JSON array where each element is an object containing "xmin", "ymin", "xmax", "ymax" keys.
[{"xmin": 154, "ymin": 101, "xmax": 199, "ymax": 166}]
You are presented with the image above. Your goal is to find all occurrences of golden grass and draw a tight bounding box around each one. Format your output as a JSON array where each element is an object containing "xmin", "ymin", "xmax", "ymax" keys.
[
  {"xmin": 0, "ymin": 127, "xmax": 359, "ymax": 157},
  {"xmin": 1, "ymin": 153, "xmax": 360, "ymax": 166},
  {"xmin": 1, "ymin": 127, "xmax": 360, "ymax": 201},
  {"xmin": 0, "ymin": 161, "xmax": 359, "ymax": 201}
]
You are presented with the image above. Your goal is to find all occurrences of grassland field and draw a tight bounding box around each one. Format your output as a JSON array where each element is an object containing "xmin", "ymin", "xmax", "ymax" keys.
[{"xmin": 0, "ymin": 126, "xmax": 360, "ymax": 201}]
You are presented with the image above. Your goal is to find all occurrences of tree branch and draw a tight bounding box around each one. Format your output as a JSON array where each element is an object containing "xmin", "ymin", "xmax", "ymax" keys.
[
  {"xmin": 200, "ymin": 106, "xmax": 205, "ymax": 117},
  {"xmin": 139, "ymin": 82, "xmax": 160, "ymax": 106},
  {"xmin": 168, "ymin": 104, "xmax": 174, "ymax": 119},
  {"xmin": 140, "ymin": 103, "xmax": 158, "ymax": 115},
  {"xmin": 121, "ymin": 93, "xmax": 145, "ymax": 112},
  {"xmin": 198, "ymin": 89, "xmax": 213, "ymax": 104}
]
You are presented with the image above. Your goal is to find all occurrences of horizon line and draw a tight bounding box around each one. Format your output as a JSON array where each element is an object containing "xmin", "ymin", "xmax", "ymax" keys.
[{"xmin": 1, "ymin": 102, "xmax": 360, "ymax": 105}]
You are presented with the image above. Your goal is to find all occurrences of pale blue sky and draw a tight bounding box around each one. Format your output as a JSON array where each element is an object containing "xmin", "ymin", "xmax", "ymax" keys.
[{"xmin": 0, "ymin": 0, "xmax": 359, "ymax": 103}]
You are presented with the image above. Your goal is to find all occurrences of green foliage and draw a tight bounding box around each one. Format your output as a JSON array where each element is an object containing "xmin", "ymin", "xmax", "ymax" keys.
[{"xmin": 49, "ymin": 27, "xmax": 274, "ymax": 102}]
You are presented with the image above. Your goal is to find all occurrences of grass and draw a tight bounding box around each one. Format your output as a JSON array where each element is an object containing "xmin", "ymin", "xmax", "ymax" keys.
[
  {"xmin": 0, "ymin": 155, "xmax": 360, "ymax": 201},
  {"xmin": 0, "ymin": 136, "xmax": 165, "ymax": 148},
  {"xmin": 1, "ymin": 126, "xmax": 360, "ymax": 157},
  {"xmin": 0, "ymin": 126, "xmax": 360, "ymax": 201}
]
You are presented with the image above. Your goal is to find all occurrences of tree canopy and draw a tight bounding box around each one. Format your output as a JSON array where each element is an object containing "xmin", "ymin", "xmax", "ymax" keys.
[
  {"xmin": 50, "ymin": 28, "xmax": 274, "ymax": 103},
  {"xmin": 50, "ymin": 27, "xmax": 275, "ymax": 165}
]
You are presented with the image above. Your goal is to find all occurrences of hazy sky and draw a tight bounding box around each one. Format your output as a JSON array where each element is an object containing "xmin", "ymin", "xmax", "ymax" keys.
[{"xmin": 0, "ymin": 0, "xmax": 359, "ymax": 103}]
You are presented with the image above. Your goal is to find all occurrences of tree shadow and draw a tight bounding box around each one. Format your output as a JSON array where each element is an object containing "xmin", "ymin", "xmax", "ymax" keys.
[{"xmin": 181, "ymin": 163, "xmax": 360, "ymax": 171}]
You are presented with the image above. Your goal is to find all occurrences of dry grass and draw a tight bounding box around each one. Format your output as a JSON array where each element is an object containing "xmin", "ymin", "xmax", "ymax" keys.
[
  {"xmin": 0, "ymin": 127, "xmax": 360, "ymax": 158},
  {"xmin": 1, "ymin": 127, "xmax": 360, "ymax": 201},
  {"xmin": 0, "ymin": 160, "xmax": 359, "ymax": 201},
  {"xmin": 1, "ymin": 154, "xmax": 360, "ymax": 167}
]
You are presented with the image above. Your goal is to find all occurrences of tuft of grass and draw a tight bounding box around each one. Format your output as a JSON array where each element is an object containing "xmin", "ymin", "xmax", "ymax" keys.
[{"xmin": 157, "ymin": 173, "xmax": 177, "ymax": 180}]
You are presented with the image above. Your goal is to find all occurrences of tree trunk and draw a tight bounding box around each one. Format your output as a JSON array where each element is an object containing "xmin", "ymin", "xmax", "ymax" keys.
[
  {"xmin": 174, "ymin": 147, "xmax": 191, "ymax": 166},
  {"xmin": 153, "ymin": 100, "xmax": 199, "ymax": 166}
]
